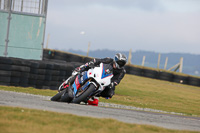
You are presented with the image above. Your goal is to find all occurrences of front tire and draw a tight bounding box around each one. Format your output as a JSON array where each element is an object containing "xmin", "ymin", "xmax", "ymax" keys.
[
  {"xmin": 60, "ymin": 87, "xmax": 74, "ymax": 102},
  {"xmin": 72, "ymin": 84, "xmax": 96, "ymax": 104},
  {"xmin": 51, "ymin": 90, "xmax": 65, "ymax": 101}
]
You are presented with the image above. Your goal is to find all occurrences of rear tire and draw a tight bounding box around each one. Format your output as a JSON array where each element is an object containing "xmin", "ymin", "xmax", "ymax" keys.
[
  {"xmin": 72, "ymin": 84, "xmax": 96, "ymax": 104},
  {"xmin": 51, "ymin": 90, "xmax": 65, "ymax": 101}
]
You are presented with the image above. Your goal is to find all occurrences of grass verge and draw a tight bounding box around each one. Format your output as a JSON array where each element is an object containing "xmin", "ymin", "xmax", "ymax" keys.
[
  {"xmin": 0, "ymin": 106, "xmax": 198, "ymax": 133},
  {"xmin": 0, "ymin": 74, "xmax": 200, "ymax": 116},
  {"xmin": 101, "ymin": 74, "xmax": 200, "ymax": 116}
]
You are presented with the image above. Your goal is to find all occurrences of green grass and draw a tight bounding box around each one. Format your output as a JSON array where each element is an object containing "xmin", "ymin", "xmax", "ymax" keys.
[
  {"xmin": 0, "ymin": 85, "xmax": 56, "ymax": 96},
  {"xmin": 0, "ymin": 74, "xmax": 200, "ymax": 116},
  {"xmin": 0, "ymin": 106, "xmax": 198, "ymax": 133},
  {"xmin": 101, "ymin": 74, "xmax": 200, "ymax": 116}
]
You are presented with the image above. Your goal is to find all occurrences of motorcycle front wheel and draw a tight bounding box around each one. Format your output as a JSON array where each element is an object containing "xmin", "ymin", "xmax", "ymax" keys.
[
  {"xmin": 50, "ymin": 90, "xmax": 65, "ymax": 101},
  {"xmin": 72, "ymin": 84, "xmax": 96, "ymax": 104}
]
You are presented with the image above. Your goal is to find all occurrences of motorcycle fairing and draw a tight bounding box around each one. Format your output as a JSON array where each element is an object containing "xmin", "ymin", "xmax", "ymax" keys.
[
  {"xmin": 72, "ymin": 71, "xmax": 89, "ymax": 96},
  {"xmin": 72, "ymin": 76, "xmax": 80, "ymax": 95},
  {"xmin": 72, "ymin": 63, "xmax": 113, "ymax": 96},
  {"xmin": 87, "ymin": 63, "xmax": 113, "ymax": 89},
  {"xmin": 81, "ymin": 71, "xmax": 88, "ymax": 82},
  {"xmin": 101, "ymin": 64, "xmax": 113, "ymax": 79}
]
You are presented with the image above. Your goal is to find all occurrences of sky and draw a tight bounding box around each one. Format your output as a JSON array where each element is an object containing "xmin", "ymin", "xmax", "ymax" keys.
[{"xmin": 45, "ymin": 0, "xmax": 200, "ymax": 54}]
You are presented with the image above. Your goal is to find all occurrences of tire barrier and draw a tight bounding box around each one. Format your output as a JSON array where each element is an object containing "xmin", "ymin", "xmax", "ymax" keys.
[
  {"xmin": 44, "ymin": 49, "xmax": 199, "ymax": 88},
  {"xmin": 173, "ymin": 75, "xmax": 189, "ymax": 85},
  {"xmin": 125, "ymin": 66, "xmax": 144, "ymax": 76},
  {"xmin": 0, "ymin": 57, "xmax": 81, "ymax": 89},
  {"xmin": 29, "ymin": 61, "xmax": 39, "ymax": 88},
  {"xmin": 1, "ymin": 50, "xmax": 200, "ymax": 89},
  {"xmin": 158, "ymin": 71, "xmax": 174, "ymax": 82},
  {"xmin": 125, "ymin": 64, "xmax": 200, "ymax": 87},
  {"xmin": 143, "ymin": 69, "xmax": 159, "ymax": 79},
  {"xmin": 188, "ymin": 77, "xmax": 200, "ymax": 86},
  {"xmin": 43, "ymin": 49, "xmax": 92, "ymax": 64}
]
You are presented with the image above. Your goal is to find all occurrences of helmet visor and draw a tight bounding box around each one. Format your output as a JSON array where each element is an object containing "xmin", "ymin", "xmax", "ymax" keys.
[{"xmin": 116, "ymin": 60, "xmax": 126, "ymax": 67}]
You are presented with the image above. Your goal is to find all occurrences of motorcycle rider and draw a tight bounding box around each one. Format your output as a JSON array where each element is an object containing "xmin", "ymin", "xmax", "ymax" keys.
[{"xmin": 74, "ymin": 53, "xmax": 127, "ymax": 106}]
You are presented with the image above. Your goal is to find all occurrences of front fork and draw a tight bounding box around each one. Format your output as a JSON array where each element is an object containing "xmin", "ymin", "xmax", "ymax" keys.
[{"xmin": 58, "ymin": 76, "xmax": 74, "ymax": 92}]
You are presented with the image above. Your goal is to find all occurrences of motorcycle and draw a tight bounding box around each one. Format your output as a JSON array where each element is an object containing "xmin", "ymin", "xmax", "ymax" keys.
[{"xmin": 50, "ymin": 63, "xmax": 113, "ymax": 104}]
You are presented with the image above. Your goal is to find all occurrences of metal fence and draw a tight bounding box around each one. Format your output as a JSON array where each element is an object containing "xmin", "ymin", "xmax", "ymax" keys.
[
  {"xmin": 0, "ymin": 0, "xmax": 47, "ymax": 15},
  {"xmin": 0, "ymin": 0, "xmax": 48, "ymax": 60}
]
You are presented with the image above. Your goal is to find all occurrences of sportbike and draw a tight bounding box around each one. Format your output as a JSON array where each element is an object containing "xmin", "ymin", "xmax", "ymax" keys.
[{"xmin": 51, "ymin": 63, "xmax": 113, "ymax": 104}]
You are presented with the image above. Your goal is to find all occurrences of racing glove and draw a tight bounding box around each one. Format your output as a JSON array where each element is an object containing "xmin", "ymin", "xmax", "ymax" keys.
[
  {"xmin": 72, "ymin": 65, "xmax": 85, "ymax": 75},
  {"xmin": 87, "ymin": 61, "xmax": 94, "ymax": 68}
]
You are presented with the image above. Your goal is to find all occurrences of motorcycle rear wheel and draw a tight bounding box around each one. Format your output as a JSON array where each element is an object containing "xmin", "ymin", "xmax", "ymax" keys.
[{"xmin": 72, "ymin": 84, "xmax": 96, "ymax": 104}]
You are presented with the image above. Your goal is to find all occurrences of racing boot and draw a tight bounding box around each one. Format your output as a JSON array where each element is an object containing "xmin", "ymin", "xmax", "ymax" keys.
[{"xmin": 87, "ymin": 97, "xmax": 99, "ymax": 106}]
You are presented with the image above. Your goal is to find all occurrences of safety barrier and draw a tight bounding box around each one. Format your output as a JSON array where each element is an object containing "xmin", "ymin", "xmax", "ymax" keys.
[
  {"xmin": 0, "ymin": 56, "xmax": 82, "ymax": 90},
  {"xmin": 125, "ymin": 64, "xmax": 199, "ymax": 86},
  {"xmin": 43, "ymin": 49, "xmax": 92, "ymax": 63},
  {"xmin": 0, "ymin": 49, "xmax": 200, "ymax": 89}
]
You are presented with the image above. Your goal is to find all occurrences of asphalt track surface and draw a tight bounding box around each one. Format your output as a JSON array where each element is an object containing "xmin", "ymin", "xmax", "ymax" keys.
[{"xmin": 0, "ymin": 90, "xmax": 200, "ymax": 131}]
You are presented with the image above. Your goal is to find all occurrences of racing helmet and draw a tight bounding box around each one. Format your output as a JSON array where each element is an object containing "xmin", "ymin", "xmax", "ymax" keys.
[{"xmin": 114, "ymin": 53, "xmax": 127, "ymax": 69}]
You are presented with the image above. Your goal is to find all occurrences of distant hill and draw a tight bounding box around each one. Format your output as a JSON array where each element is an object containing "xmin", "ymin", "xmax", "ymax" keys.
[{"xmin": 64, "ymin": 49, "xmax": 200, "ymax": 76}]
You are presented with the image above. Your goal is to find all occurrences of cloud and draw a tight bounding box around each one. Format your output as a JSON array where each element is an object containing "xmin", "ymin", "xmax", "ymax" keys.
[
  {"xmin": 45, "ymin": 0, "xmax": 200, "ymax": 54},
  {"xmin": 49, "ymin": 0, "xmax": 200, "ymax": 12},
  {"xmin": 49, "ymin": 0, "xmax": 165, "ymax": 11}
]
